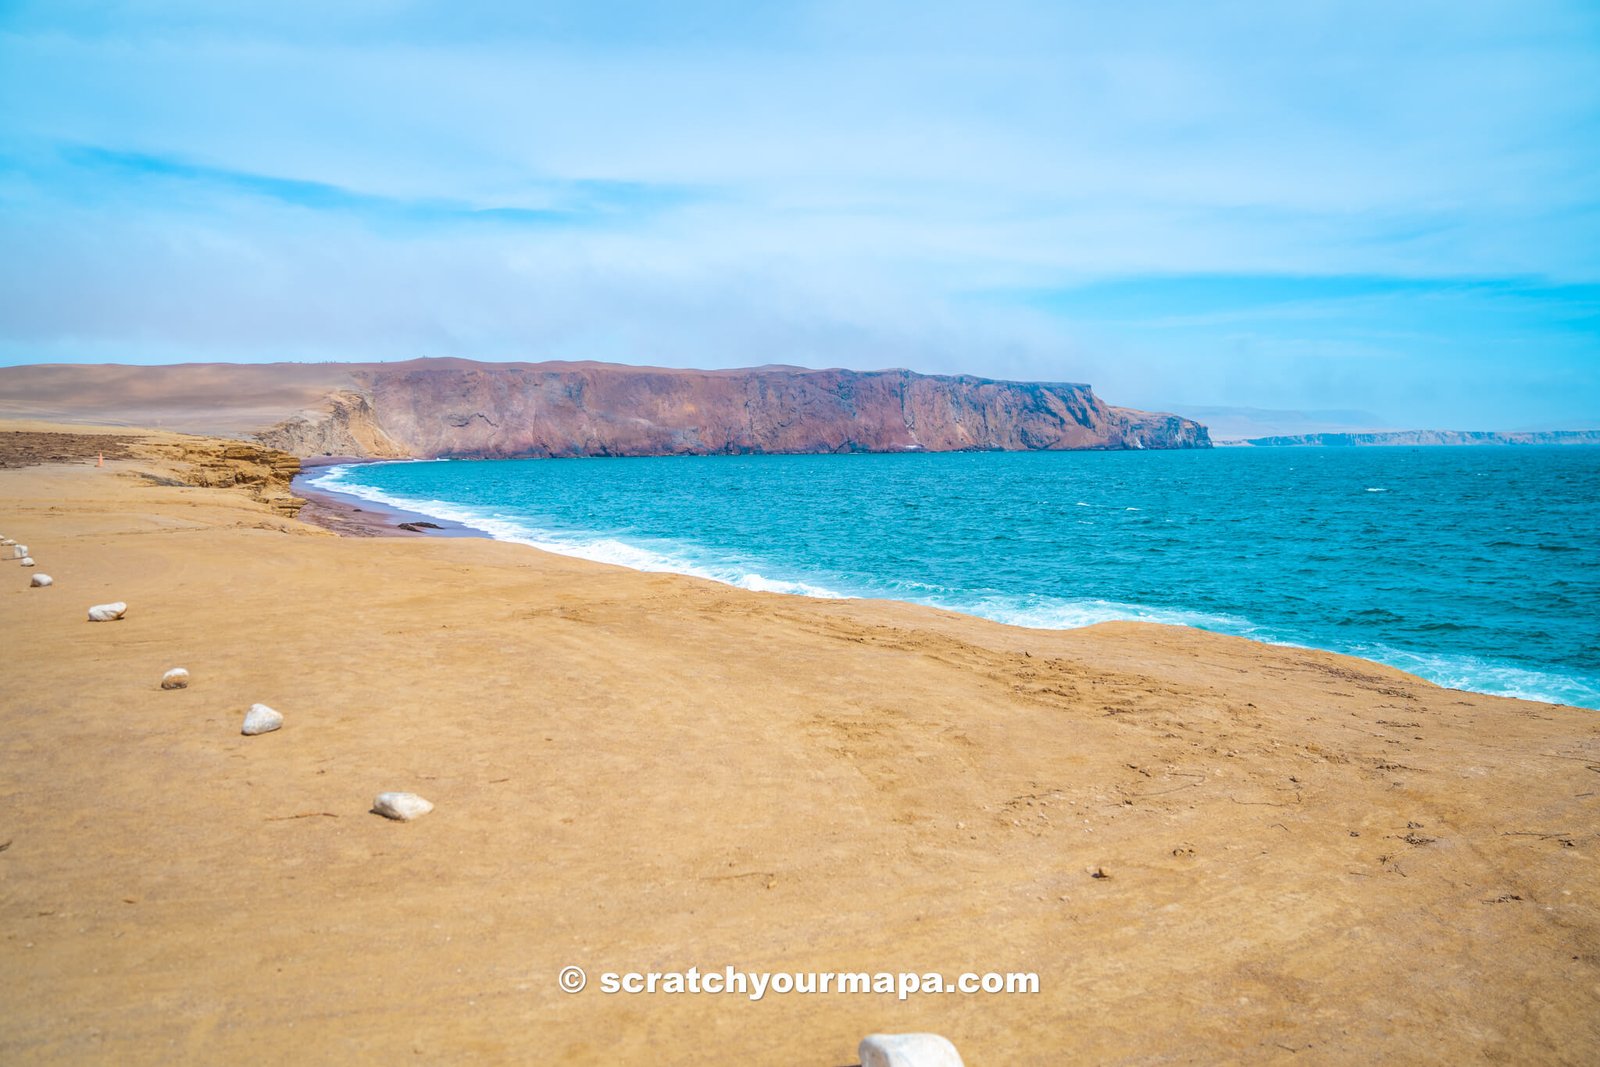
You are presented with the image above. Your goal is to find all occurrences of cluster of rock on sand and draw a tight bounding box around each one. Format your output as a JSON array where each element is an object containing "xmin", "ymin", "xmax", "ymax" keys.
[
  {"xmin": 3, "ymin": 535, "xmax": 46, "ymax": 583},
  {"xmin": 6, "ymin": 516, "xmax": 970, "ymax": 1067},
  {"xmin": 11, "ymin": 525, "xmax": 435, "ymax": 827}
]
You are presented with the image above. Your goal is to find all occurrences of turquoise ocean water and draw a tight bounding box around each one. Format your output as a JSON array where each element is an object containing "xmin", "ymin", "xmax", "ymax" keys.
[{"xmin": 311, "ymin": 447, "xmax": 1600, "ymax": 709}]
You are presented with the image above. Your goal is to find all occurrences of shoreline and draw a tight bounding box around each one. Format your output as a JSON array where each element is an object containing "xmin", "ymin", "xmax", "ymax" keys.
[
  {"xmin": 3, "ymin": 421, "xmax": 1599, "ymax": 1063},
  {"xmin": 290, "ymin": 468, "xmax": 490, "ymax": 539},
  {"xmin": 305, "ymin": 454, "xmax": 1594, "ymax": 712}
]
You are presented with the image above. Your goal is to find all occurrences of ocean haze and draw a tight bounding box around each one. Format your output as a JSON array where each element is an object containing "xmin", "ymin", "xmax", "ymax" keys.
[{"xmin": 1158, "ymin": 405, "xmax": 1394, "ymax": 441}]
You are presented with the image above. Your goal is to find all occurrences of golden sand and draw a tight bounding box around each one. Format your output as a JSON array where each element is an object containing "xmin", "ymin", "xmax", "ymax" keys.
[{"xmin": 2, "ymin": 424, "xmax": 1597, "ymax": 1063}]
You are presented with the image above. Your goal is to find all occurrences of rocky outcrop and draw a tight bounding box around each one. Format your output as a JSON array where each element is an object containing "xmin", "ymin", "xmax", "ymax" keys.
[
  {"xmin": 0, "ymin": 429, "xmax": 307, "ymax": 516},
  {"xmin": 256, "ymin": 390, "xmax": 410, "ymax": 459},
  {"xmin": 272, "ymin": 360, "xmax": 1210, "ymax": 458},
  {"xmin": 139, "ymin": 439, "xmax": 308, "ymax": 517},
  {"xmin": 1239, "ymin": 429, "xmax": 1600, "ymax": 448}
]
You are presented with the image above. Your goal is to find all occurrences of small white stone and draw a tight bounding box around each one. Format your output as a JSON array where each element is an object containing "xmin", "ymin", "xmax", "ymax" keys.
[
  {"xmin": 161, "ymin": 668, "xmax": 190, "ymax": 690},
  {"xmin": 372, "ymin": 792, "xmax": 434, "ymax": 821},
  {"xmin": 19, "ymin": 557, "xmax": 33, "ymax": 567},
  {"xmin": 859, "ymin": 1034, "xmax": 965, "ymax": 1067},
  {"xmin": 0, "ymin": 539, "xmax": 13, "ymax": 546},
  {"xmin": 241, "ymin": 703, "xmax": 283, "ymax": 735},
  {"xmin": 30, "ymin": 574, "xmax": 52, "ymax": 587},
  {"xmin": 87, "ymin": 601, "xmax": 127, "ymax": 622},
  {"xmin": 11, "ymin": 545, "xmax": 27, "ymax": 559}
]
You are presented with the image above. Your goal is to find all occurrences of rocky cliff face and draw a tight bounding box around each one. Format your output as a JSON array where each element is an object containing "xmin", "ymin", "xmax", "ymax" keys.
[
  {"xmin": 0, "ymin": 357, "xmax": 1210, "ymax": 457},
  {"xmin": 258, "ymin": 360, "xmax": 1210, "ymax": 457},
  {"xmin": 255, "ymin": 390, "xmax": 411, "ymax": 459}
]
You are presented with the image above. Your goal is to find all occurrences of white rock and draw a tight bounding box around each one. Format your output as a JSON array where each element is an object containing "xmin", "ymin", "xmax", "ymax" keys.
[
  {"xmin": 859, "ymin": 1034, "xmax": 965, "ymax": 1067},
  {"xmin": 161, "ymin": 668, "xmax": 190, "ymax": 690},
  {"xmin": 19, "ymin": 557, "xmax": 33, "ymax": 567},
  {"xmin": 0, "ymin": 539, "xmax": 12, "ymax": 546},
  {"xmin": 87, "ymin": 601, "xmax": 127, "ymax": 622},
  {"xmin": 11, "ymin": 545, "xmax": 27, "ymax": 559},
  {"xmin": 241, "ymin": 703, "xmax": 283, "ymax": 735},
  {"xmin": 31, "ymin": 574, "xmax": 52, "ymax": 587},
  {"xmin": 372, "ymin": 792, "xmax": 434, "ymax": 821}
]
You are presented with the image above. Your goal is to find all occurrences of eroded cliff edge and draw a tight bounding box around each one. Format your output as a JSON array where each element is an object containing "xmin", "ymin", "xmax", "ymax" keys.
[
  {"xmin": 0, "ymin": 358, "xmax": 1210, "ymax": 458},
  {"xmin": 261, "ymin": 360, "xmax": 1209, "ymax": 457}
]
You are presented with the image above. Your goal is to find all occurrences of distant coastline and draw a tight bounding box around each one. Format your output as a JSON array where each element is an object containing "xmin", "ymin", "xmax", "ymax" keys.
[{"xmin": 1225, "ymin": 429, "xmax": 1600, "ymax": 448}]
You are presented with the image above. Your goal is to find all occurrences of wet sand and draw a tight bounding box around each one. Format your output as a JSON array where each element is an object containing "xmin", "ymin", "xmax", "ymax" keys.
[
  {"xmin": 291, "ymin": 469, "xmax": 485, "ymax": 539},
  {"xmin": 1, "ymin": 423, "xmax": 1597, "ymax": 1065}
]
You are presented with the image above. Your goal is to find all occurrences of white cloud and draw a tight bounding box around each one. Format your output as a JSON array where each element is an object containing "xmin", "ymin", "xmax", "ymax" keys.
[{"xmin": 1, "ymin": 0, "xmax": 1597, "ymax": 426}]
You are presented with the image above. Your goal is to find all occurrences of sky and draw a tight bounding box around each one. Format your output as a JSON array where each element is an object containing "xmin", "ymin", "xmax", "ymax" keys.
[{"xmin": 1, "ymin": 1, "xmax": 1597, "ymax": 430}]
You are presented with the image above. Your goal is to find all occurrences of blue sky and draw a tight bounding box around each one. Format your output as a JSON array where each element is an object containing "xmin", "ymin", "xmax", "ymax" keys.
[{"xmin": 1, "ymin": 1, "xmax": 1597, "ymax": 429}]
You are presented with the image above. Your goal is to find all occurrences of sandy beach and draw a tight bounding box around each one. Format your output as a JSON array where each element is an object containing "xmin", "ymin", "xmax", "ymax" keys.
[{"xmin": 2, "ymin": 422, "xmax": 1598, "ymax": 1064}]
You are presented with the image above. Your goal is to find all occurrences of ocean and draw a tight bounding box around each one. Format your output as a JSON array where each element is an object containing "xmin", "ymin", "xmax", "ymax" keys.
[{"xmin": 309, "ymin": 446, "xmax": 1600, "ymax": 710}]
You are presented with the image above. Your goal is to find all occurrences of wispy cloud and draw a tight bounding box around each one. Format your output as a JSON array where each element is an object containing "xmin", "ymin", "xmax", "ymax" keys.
[
  {"xmin": 12, "ymin": 145, "xmax": 701, "ymax": 228},
  {"xmin": 0, "ymin": 0, "xmax": 1597, "ymax": 427}
]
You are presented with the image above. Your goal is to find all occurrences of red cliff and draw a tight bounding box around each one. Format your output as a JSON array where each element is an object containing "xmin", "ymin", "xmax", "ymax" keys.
[{"xmin": 0, "ymin": 358, "xmax": 1211, "ymax": 457}]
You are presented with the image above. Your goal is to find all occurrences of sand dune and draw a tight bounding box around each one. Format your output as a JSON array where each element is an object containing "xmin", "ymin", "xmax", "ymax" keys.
[
  {"xmin": 1, "ymin": 422, "xmax": 1596, "ymax": 1064},
  {"xmin": 0, "ymin": 364, "xmax": 357, "ymax": 435}
]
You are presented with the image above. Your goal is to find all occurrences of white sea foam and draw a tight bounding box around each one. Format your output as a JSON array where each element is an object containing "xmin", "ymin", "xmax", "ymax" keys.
[
  {"xmin": 1349, "ymin": 645, "xmax": 1600, "ymax": 709},
  {"xmin": 735, "ymin": 573, "xmax": 845, "ymax": 597},
  {"xmin": 308, "ymin": 464, "xmax": 848, "ymax": 599},
  {"xmin": 901, "ymin": 592, "xmax": 1598, "ymax": 709},
  {"xmin": 908, "ymin": 595, "xmax": 1598, "ymax": 708},
  {"xmin": 954, "ymin": 594, "xmax": 1263, "ymax": 635},
  {"xmin": 311, "ymin": 463, "xmax": 1599, "ymax": 711}
]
